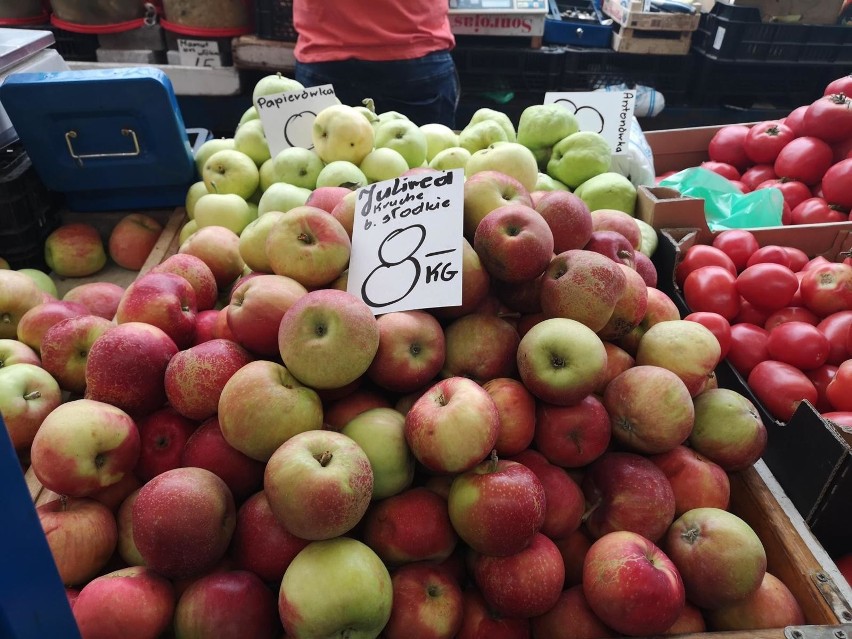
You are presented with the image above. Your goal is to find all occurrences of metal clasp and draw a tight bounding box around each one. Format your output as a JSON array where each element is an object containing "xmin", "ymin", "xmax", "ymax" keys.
[{"xmin": 64, "ymin": 128, "xmax": 141, "ymax": 167}]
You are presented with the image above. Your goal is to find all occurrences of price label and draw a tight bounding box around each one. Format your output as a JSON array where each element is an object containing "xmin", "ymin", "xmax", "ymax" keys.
[
  {"xmin": 543, "ymin": 91, "xmax": 636, "ymax": 155},
  {"xmin": 347, "ymin": 169, "xmax": 464, "ymax": 315},
  {"xmin": 255, "ymin": 84, "xmax": 339, "ymax": 157},
  {"xmin": 177, "ymin": 38, "xmax": 221, "ymax": 68}
]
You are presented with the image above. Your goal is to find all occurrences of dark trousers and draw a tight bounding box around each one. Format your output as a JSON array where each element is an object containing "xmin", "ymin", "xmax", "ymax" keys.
[{"xmin": 295, "ymin": 50, "xmax": 460, "ymax": 128}]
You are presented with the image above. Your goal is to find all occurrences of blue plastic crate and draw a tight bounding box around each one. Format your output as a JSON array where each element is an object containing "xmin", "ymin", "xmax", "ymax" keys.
[{"xmin": 544, "ymin": 0, "xmax": 612, "ymax": 46}]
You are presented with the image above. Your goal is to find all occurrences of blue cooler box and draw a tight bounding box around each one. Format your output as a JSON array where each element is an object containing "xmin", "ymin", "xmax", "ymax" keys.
[{"xmin": 0, "ymin": 67, "xmax": 196, "ymax": 212}]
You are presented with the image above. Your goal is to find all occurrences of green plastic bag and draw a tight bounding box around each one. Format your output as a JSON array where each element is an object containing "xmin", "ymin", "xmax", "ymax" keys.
[{"xmin": 659, "ymin": 167, "xmax": 783, "ymax": 231}]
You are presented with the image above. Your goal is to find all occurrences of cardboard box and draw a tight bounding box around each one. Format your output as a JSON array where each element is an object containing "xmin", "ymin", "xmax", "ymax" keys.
[{"xmin": 715, "ymin": 0, "xmax": 844, "ymax": 25}]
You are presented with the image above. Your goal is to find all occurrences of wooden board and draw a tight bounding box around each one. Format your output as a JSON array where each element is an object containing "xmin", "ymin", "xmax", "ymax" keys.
[
  {"xmin": 232, "ymin": 35, "xmax": 297, "ymax": 73},
  {"xmin": 611, "ymin": 24, "xmax": 694, "ymax": 54},
  {"xmin": 603, "ymin": 0, "xmax": 702, "ymax": 31}
]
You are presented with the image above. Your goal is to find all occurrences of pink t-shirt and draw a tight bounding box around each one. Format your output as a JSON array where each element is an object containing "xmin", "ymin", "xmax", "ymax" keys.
[{"xmin": 293, "ymin": 0, "xmax": 455, "ymax": 63}]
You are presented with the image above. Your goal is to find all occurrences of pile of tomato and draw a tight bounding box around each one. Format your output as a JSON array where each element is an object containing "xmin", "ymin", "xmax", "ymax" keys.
[{"xmin": 687, "ymin": 74, "xmax": 852, "ymax": 224}]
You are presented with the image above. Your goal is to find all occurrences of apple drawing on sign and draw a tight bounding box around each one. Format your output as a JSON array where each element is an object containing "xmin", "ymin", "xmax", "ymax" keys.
[{"xmin": 284, "ymin": 110, "xmax": 316, "ymax": 150}]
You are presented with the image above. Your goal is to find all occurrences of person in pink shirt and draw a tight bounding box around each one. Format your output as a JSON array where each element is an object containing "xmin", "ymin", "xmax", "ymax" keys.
[{"xmin": 293, "ymin": 0, "xmax": 460, "ymax": 128}]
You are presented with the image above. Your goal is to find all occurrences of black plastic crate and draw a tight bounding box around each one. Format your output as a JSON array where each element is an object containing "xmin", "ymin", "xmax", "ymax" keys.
[
  {"xmin": 558, "ymin": 47, "xmax": 694, "ymax": 106},
  {"xmin": 453, "ymin": 45, "xmax": 566, "ymax": 94},
  {"xmin": 255, "ymin": 0, "xmax": 297, "ymax": 42},
  {"xmin": 49, "ymin": 27, "xmax": 99, "ymax": 62},
  {"xmin": 0, "ymin": 143, "xmax": 61, "ymax": 269}
]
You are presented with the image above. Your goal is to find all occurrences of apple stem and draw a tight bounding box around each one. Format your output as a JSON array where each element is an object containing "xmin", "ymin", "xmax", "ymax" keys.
[
  {"xmin": 316, "ymin": 450, "xmax": 333, "ymax": 467},
  {"xmin": 209, "ymin": 181, "xmax": 219, "ymax": 194},
  {"xmin": 361, "ymin": 98, "xmax": 376, "ymax": 113},
  {"xmin": 1, "ymin": 313, "xmax": 11, "ymax": 326},
  {"xmin": 488, "ymin": 449, "xmax": 498, "ymax": 473},
  {"xmin": 297, "ymin": 232, "xmax": 314, "ymax": 245},
  {"xmin": 60, "ymin": 494, "xmax": 68, "ymax": 511},
  {"xmin": 23, "ymin": 390, "xmax": 41, "ymax": 400}
]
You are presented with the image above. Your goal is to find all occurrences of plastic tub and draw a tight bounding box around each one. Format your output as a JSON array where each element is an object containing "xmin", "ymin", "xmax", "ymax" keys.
[
  {"xmin": 161, "ymin": 0, "xmax": 251, "ymax": 30},
  {"xmin": 49, "ymin": 0, "xmax": 147, "ymax": 25},
  {"xmin": 0, "ymin": 0, "xmax": 47, "ymax": 21}
]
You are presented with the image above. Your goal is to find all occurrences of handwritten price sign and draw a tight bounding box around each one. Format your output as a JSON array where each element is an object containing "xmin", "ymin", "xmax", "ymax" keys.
[{"xmin": 347, "ymin": 169, "xmax": 464, "ymax": 315}]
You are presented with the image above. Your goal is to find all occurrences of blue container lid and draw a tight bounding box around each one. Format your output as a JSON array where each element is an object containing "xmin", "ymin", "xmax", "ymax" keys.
[{"xmin": 0, "ymin": 67, "xmax": 195, "ymax": 211}]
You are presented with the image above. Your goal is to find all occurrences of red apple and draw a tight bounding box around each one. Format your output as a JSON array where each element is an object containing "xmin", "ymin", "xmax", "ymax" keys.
[
  {"xmin": 456, "ymin": 588, "xmax": 531, "ymax": 639},
  {"xmin": 193, "ymin": 308, "xmax": 221, "ymax": 344},
  {"xmin": 534, "ymin": 190, "xmax": 593, "ymax": 253},
  {"xmin": 0, "ymin": 269, "xmax": 44, "ymax": 339},
  {"xmin": 590, "ymin": 208, "xmax": 642, "ymax": 249},
  {"xmin": 597, "ymin": 262, "xmax": 648, "ymax": 341},
  {"xmin": 305, "ymin": 185, "xmax": 351, "ymax": 213},
  {"xmin": 583, "ymin": 530, "xmax": 685, "ymax": 636},
  {"xmin": 462, "ymin": 170, "xmax": 533, "ymax": 240},
  {"xmin": 534, "ymin": 394, "xmax": 611, "ymax": 468},
  {"xmin": 582, "ymin": 451, "xmax": 676, "ymax": 543},
  {"xmin": 383, "ymin": 562, "xmax": 465, "ymax": 639},
  {"xmin": 44, "ymin": 222, "xmax": 107, "ymax": 277},
  {"xmin": 115, "ymin": 271, "xmax": 198, "ymax": 349},
  {"xmin": 0, "ymin": 362, "xmax": 62, "ymax": 451},
  {"xmin": 524, "ymin": 458, "xmax": 585, "ymax": 540},
  {"xmin": 361, "ymin": 486, "xmax": 458, "ymax": 565},
  {"xmin": 617, "ymin": 286, "xmax": 681, "ymax": 356},
  {"xmin": 473, "ymin": 203, "xmax": 554, "ymax": 282},
  {"xmin": 116, "ymin": 488, "xmax": 145, "ymax": 566},
  {"xmin": 555, "ymin": 528, "xmax": 594, "ymax": 588},
  {"xmin": 62, "ymin": 281, "xmax": 125, "ymax": 320},
  {"xmin": 133, "ymin": 466, "xmax": 236, "ymax": 580},
  {"xmin": 483, "ymin": 377, "xmax": 536, "ymax": 456},
  {"xmin": 633, "ymin": 250, "xmax": 658, "ymax": 287},
  {"xmin": 404, "ymin": 376, "xmax": 499, "ymax": 475},
  {"xmin": 530, "ymin": 585, "xmax": 613, "ymax": 639},
  {"xmin": 108, "ymin": 213, "xmax": 164, "ymax": 271},
  {"xmin": 179, "ymin": 224, "xmax": 246, "ymax": 291},
  {"xmin": 85, "ymin": 322, "xmax": 178, "ymax": 417},
  {"xmin": 636, "ymin": 319, "xmax": 722, "ymax": 396},
  {"xmin": 40, "ymin": 314, "xmax": 113, "ymax": 394},
  {"xmin": 37, "ymin": 497, "xmax": 118, "ymax": 586},
  {"xmin": 583, "ymin": 229, "xmax": 635, "ymax": 269},
  {"xmin": 596, "ymin": 341, "xmax": 635, "ymax": 394},
  {"xmin": 649, "ymin": 445, "xmax": 731, "ymax": 516},
  {"xmin": 323, "ymin": 387, "xmax": 393, "ymax": 431},
  {"xmin": 704, "ymin": 571, "xmax": 806, "ymax": 630},
  {"xmin": 16, "ymin": 299, "xmax": 89, "ymax": 354},
  {"xmin": 441, "ymin": 313, "xmax": 519, "ymax": 382},
  {"xmin": 428, "ymin": 238, "xmax": 491, "ymax": 320},
  {"xmin": 367, "ymin": 310, "xmax": 446, "ymax": 393},
  {"xmin": 150, "ymin": 252, "xmax": 219, "ymax": 311},
  {"xmin": 0, "ymin": 337, "xmax": 40, "ymax": 367}
]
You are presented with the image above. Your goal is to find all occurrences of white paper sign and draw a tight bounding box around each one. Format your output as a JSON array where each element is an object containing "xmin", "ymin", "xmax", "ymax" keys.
[
  {"xmin": 543, "ymin": 91, "xmax": 636, "ymax": 155},
  {"xmin": 347, "ymin": 169, "xmax": 464, "ymax": 315},
  {"xmin": 255, "ymin": 84, "xmax": 339, "ymax": 158},
  {"xmin": 177, "ymin": 39, "xmax": 221, "ymax": 68}
]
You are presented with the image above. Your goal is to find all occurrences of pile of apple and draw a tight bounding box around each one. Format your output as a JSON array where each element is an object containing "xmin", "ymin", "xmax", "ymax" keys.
[
  {"xmin": 0, "ymin": 75, "xmax": 814, "ymax": 639},
  {"xmin": 663, "ymin": 74, "xmax": 852, "ymax": 222}
]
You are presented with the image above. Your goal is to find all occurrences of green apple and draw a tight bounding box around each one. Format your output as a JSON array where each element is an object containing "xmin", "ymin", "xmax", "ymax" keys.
[
  {"xmin": 354, "ymin": 106, "xmax": 380, "ymax": 125},
  {"xmin": 574, "ymin": 172, "xmax": 638, "ymax": 215},
  {"xmin": 420, "ymin": 123, "xmax": 459, "ymax": 162},
  {"xmin": 202, "ymin": 149, "xmax": 260, "ymax": 199},
  {"xmin": 359, "ymin": 147, "xmax": 409, "ymax": 183},
  {"xmin": 465, "ymin": 141, "xmax": 539, "ymax": 193},
  {"xmin": 185, "ymin": 181, "xmax": 209, "ymax": 220},
  {"xmin": 238, "ymin": 211, "xmax": 286, "ymax": 273},
  {"xmin": 258, "ymin": 158, "xmax": 277, "ymax": 192},
  {"xmin": 546, "ymin": 131, "xmax": 612, "ymax": 189},
  {"xmin": 316, "ymin": 160, "xmax": 368, "ymax": 189},
  {"xmin": 459, "ymin": 120, "xmax": 509, "ymax": 154},
  {"xmin": 467, "ymin": 107, "xmax": 516, "ymax": 142},
  {"xmin": 374, "ymin": 110, "xmax": 409, "ymax": 128},
  {"xmin": 179, "ymin": 220, "xmax": 198, "ymax": 245},
  {"xmin": 252, "ymin": 72, "xmax": 304, "ymax": 108},
  {"xmin": 279, "ymin": 538, "xmax": 393, "ymax": 638},
  {"xmin": 238, "ymin": 105, "xmax": 259, "ymax": 127},
  {"xmin": 534, "ymin": 172, "xmax": 570, "ymax": 192},
  {"xmin": 0, "ymin": 258, "xmax": 9, "ymax": 269},
  {"xmin": 194, "ymin": 138, "xmax": 234, "ymax": 176},
  {"xmin": 194, "ymin": 193, "xmax": 256, "ymax": 235},
  {"xmin": 17, "ymin": 268, "xmax": 58, "ymax": 298},
  {"xmin": 429, "ymin": 146, "xmax": 472, "ymax": 171},
  {"xmin": 271, "ymin": 146, "xmax": 325, "ymax": 190},
  {"xmin": 234, "ymin": 119, "xmax": 271, "ymax": 167},
  {"xmin": 636, "ymin": 218, "xmax": 659, "ymax": 257},
  {"xmin": 257, "ymin": 182, "xmax": 312, "ymax": 215},
  {"xmin": 373, "ymin": 119, "xmax": 427, "ymax": 169},
  {"xmin": 341, "ymin": 407, "xmax": 415, "ymax": 500},
  {"xmin": 312, "ymin": 104, "xmax": 375, "ymax": 165},
  {"xmin": 517, "ymin": 104, "xmax": 579, "ymax": 150}
]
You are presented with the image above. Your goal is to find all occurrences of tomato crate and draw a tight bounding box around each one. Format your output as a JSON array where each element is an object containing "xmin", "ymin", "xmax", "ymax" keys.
[
  {"xmin": 452, "ymin": 44, "xmax": 566, "ymax": 94},
  {"xmin": 254, "ymin": 0, "xmax": 297, "ymax": 43}
]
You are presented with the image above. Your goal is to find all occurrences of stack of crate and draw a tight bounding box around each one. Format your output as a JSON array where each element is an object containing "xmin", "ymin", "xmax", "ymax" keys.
[{"xmin": 601, "ymin": 0, "xmax": 702, "ymax": 54}]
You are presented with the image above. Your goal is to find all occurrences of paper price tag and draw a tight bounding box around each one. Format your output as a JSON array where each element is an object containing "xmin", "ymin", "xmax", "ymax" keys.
[
  {"xmin": 347, "ymin": 169, "xmax": 464, "ymax": 315},
  {"xmin": 255, "ymin": 84, "xmax": 339, "ymax": 157},
  {"xmin": 177, "ymin": 39, "xmax": 221, "ymax": 68},
  {"xmin": 543, "ymin": 91, "xmax": 636, "ymax": 155}
]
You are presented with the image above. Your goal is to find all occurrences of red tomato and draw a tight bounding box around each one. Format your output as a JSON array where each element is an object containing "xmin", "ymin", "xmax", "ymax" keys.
[
  {"xmin": 735, "ymin": 262, "xmax": 798, "ymax": 312},
  {"xmin": 802, "ymin": 93, "xmax": 852, "ymax": 144},
  {"xmin": 731, "ymin": 180, "xmax": 751, "ymax": 193},
  {"xmin": 745, "ymin": 245, "xmax": 793, "ymax": 269},
  {"xmin": 790, "ymin": 197, "xmax": 848, "ymax": 225},
  {"xmin": 805, "ymin": 364, "xmax": 838, "ymax": 413},
  {"xmin": 755, "ymin": 178, "xmax": 814, "ymax": 212},
  {"xmin": 744, "ymin": 120, "xmax": 795, "ymax": 164},
  {"xmin": 708, "ymin": 125, "xmax": 752, "ymax": 172},
  {"xmin": 764, "ymin": 306, "xmax": 819, "ymax": 331},
  {"xmin": 734, "ymin": 299, "xmax": 772, "ymax": 326},
  {"xmin": 832, "ymin": 138, "xmax": 852, "ymax": 164},
  {"xmin": 766, "ymin": 321, "xmax": 830, "ymax": 370},
  {"xmin": 824, "ymin": 74, "xmax": 852, "ymax": 96},
  {"xmin": 774, "ymin": 137, "xmax": 835, "ymax": 185},
  {"xmin": 728, "ymin": 323, "xmax": 769, "ymax": 377},
  {"xmin": 683, "ymin": 265, "xmax": 741, "ymax": 320},
  {"xmin": 800, "ymin": 262, "xmax": 852, "ymax": 317},
  {"xmin": 825, "ymin": 359, "xmax": 852, "ymax": 411},
  {"xmin": 802, "ymin": 255, "xmax": 832, "ymax": 271},
  {"xmin": 700, "ymin": 161, "xmax": 740, "ymax": 181},
  {"xmin": 822, "ymin": 411, "xmax": 852, "ymax": 429},
  {"xmin": 741, "ymin": 166, "xmax": 776, "ymax": 193},
  {"xmin": 675, "ymin": 244, "xmax": 737, "ymax": 286},
  {"xmin": 747, "ymin": 360, "xmax": 818, "ymax": 422},
  {"xmin": 712, "ymin": 229, "xmax": 759, "ymax": 272},
  {"xmin": 817, "ymin": 310, "xmax": 852, "ymax": 365},
  {"xmin": 783, "ymin": 247, "xmax": 809, "ymax": 272},
  {"xmin": 784, "ymin": 105, "xmax": 809, "ymax": 137},
  {"xmin": 821, "ymin": 159, "xmax": 852, "ymax": 210},
  {"xmin": 684, "ymin": 311, "xmax": 732, "ymax": 359}
]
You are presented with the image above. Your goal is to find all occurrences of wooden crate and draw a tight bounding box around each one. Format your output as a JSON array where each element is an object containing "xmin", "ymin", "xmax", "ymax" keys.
[
  {"xmin": 611, "ymin": 23, "xmax": 694, "ymax": 54},
  {"xmin": 603, "ymin": 0, "xmax": 702, "ymax": 31}
]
